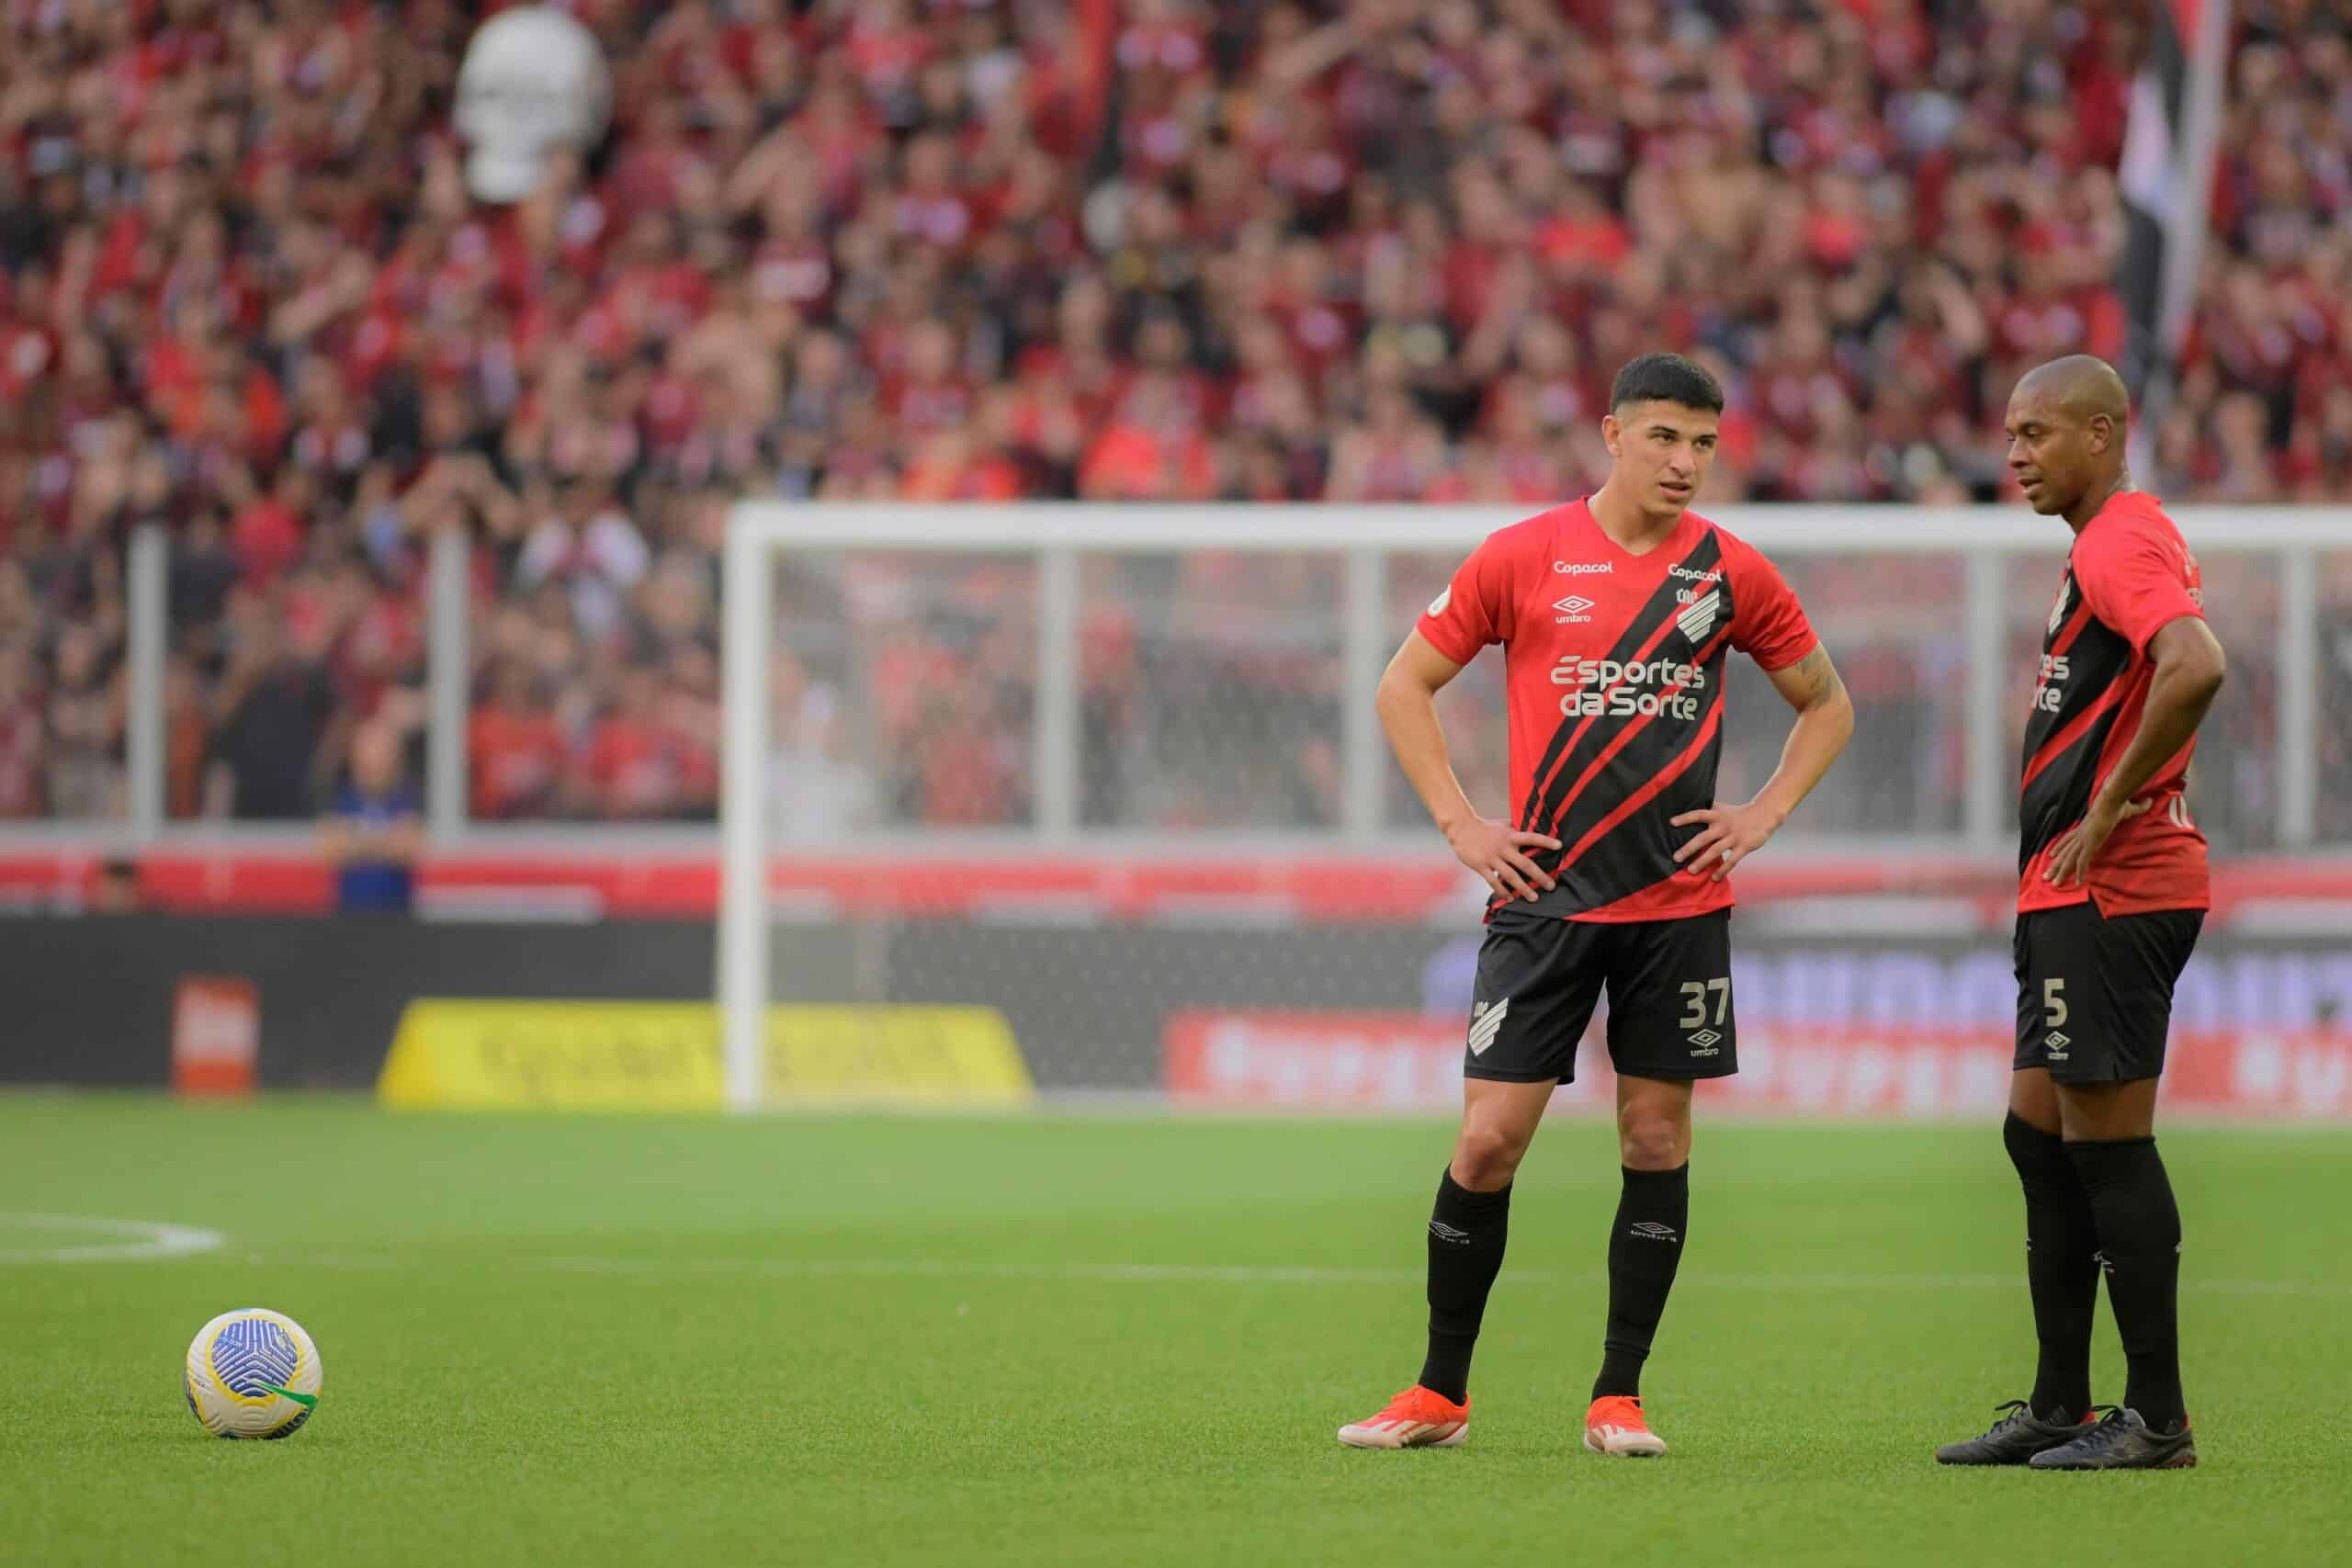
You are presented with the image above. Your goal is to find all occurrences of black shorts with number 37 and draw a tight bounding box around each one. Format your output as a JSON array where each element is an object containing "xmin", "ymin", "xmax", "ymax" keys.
[
  {"xmin": 2013, "ymin": 902, "xmax": 2204, "ymax": 1085},
  {"xmin": 1464, "ymin": 908, "xmax": 1736, "ymax": 1084}
]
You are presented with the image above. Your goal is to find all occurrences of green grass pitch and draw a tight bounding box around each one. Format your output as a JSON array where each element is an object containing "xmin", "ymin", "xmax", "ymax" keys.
[{"xmin": 4, "ymin": 1095, "xmax": 2347, "ymax": 1567}]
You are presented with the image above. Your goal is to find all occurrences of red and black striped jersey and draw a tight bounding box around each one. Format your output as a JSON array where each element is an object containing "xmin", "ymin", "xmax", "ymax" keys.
[
  {"xmin": 2017, "ymin": 491, "xmax": 2211, "ymax": 916},
  {"xmin": 1418, "ymin": 498, "xmax": 1817, "ymax": 923}
]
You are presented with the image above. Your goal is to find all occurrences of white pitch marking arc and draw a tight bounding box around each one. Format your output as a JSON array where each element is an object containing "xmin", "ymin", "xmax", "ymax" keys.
[{"xmin": 0, "ymin": 1213, "xmax": 226, "ymax": 1264}]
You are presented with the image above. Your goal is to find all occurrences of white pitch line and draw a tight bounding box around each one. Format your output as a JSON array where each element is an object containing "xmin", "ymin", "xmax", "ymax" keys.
[{"xmin": 0, "ymin": 1213, "xmax": 225, "ymax": 1265}]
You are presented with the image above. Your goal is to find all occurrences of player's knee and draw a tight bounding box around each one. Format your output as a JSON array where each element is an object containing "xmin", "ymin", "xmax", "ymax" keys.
[
  {"xmin": 1451, "ymin": 1123, "xmax": 1530, "ymax": 1190},
  {"xmin": 1616, "ymin": 1110, "xmax": 1686, "ymax": 1170}
]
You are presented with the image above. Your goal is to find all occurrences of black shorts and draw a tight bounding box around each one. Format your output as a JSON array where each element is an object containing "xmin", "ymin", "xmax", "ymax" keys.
[
  {"xmin": 2013, "ymin": 903, "xmax": 2203, "ymax": 1085},
  {"xmin": 1464, "ymin": 908, "xmax": 1736, "ymax": 1085}
]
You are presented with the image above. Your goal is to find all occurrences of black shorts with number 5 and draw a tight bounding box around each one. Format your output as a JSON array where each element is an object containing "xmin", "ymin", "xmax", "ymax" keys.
[
  {"xmin": 1464, "ymin": 908, "xmax": 1736, "ymax": 1084},
  {"xmin": 2013, "ymin": 902, "xmax": 2203, "ymax": 1085}
]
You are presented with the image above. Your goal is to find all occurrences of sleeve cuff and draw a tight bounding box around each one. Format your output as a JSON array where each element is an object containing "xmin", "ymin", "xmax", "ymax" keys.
[
  {"xmin": 1753, "ymin": 636, "xmax": 1821, "ymax": 674},
  {"xmin": 1417, "ymin": 619, "xmax": 1477, "ymax": 665},
  {"xmin": 2128, "ymin": 608, "xmax": 2204, "ymax": 658}
]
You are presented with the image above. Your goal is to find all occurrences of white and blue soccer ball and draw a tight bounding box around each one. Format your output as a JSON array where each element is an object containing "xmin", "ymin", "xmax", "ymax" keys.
[{"xmin": 183, "ymin": 1309, "xmax": 323, "ymax": 1438}]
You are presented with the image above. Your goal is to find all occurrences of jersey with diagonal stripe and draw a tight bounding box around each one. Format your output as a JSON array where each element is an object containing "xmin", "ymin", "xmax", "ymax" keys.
[
  {"xmin": 2017, "ymin": 491, "xmax": 2210, "ymax": 917},
  {"xmin": 1418, "ymin": 499, "xmax": 1817, "ymax": 922}
]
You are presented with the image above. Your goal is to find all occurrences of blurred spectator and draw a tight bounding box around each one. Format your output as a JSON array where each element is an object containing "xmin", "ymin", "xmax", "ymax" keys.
[
  {"xmin": 322, "ymin": 719, "xmax": 423, "ymax": 916},
  {"xmin": 572, "ymin": 665, "xmax": 718, "ymax": 821},
  {"xmin": 44, "ymin": 620, "xmax": 121, "ymax": 817},
  {"xmin": 0, "ymin": 643, "xmax": 42, "ymax": 818},
  {"xmin": 469, "ymin": 660, "xmax": 569, "ymax": 820},
  {"xmin": 207, "ymin": 597, "xmax": 340, "ymax": 820},
  {"xmin": 769, "ymin": 650, "xmax": 876, "ymax": 842}
]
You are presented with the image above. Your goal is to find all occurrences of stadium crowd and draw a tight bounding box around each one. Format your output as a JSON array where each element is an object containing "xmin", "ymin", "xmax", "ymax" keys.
[{"xmin": 0, "ymin": 0, "xmax": 2341, "ymax": 833}]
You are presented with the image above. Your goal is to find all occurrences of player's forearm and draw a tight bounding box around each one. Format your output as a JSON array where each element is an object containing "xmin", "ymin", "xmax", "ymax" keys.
[
  {"xmin": 1750, "ymin": 684, "xmax": 1854, "ymax": 829},
  {"xmin": 1375, "ymin": 674, "xmax": 1476, "ymax": 836},
  {"xmin": 2094, "ymin": 659, "xmax": 2222, "ymax": 813}
]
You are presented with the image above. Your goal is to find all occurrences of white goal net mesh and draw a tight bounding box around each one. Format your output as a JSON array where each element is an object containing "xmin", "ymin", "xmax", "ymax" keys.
[{"xmin": 719, "ymin": 504, "xmax": 2303, "ymax": 1114}]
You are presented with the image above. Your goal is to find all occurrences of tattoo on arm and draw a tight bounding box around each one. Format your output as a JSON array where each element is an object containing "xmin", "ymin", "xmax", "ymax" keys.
[{"xmin": 1789, "ymin": 647, "xmax": 1845, "ymax": 710}]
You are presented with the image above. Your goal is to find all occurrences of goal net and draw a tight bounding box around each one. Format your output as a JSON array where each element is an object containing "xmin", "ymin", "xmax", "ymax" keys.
[{"xmin": 717, "ymin": 503, "xmax": 2291, "ymax": 1115}]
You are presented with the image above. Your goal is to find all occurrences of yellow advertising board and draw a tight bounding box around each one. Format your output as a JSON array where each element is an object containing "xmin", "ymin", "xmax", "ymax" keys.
[{"xmin": 377, "ymin": 1001, "xmax": 1032, "ymax": 1110}]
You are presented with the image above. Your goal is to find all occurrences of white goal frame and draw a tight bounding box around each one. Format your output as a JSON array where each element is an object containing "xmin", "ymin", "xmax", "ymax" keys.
[{"xmin": 718, "ymin": 502, "xmax": 2343, "ymax": 1110}]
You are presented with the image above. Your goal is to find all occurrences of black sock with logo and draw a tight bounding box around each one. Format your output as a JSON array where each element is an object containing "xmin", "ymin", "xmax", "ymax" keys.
[
  {"xmin": 2067, "ymin": 1137, "xmax": 2187, "ymax": 1433},
  {"xmin": 1419, "ymin": 1167, "xmax": 1511, "ymax": 1404},
  {"xmin": 1592, "ymin": 1163, "xmax": 1690, "ymax": 1401},
  {"xmin": 2005, "ymin": 1111, "xmax": 2099, "ymax": 1423}
]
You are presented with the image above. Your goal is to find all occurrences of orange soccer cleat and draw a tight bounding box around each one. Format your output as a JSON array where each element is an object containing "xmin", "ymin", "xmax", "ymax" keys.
[
  {"xmin": 1583, "ymin": 1394, "xmax": 1668, "ymax": 1457},
  {"xmin": 1337, "ymin": 1385, "xmax": 1470, "ymax": 1450}
]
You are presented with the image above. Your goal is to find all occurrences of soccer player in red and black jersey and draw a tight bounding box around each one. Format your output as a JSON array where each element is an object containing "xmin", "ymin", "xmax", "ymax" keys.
[
  {"xmin": 1937, "ymin": 355, "xmax": 2225, "ymax": 1472},
  {"xmin": 1336, "ymin": 355, "xmax": 1854, "ymax": 1457}
]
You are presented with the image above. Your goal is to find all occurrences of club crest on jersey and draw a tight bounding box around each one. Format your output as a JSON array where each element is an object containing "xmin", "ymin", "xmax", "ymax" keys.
[{"xmin": 1676, "ymin": 588, "xmax": 1721, "ymax": 646}]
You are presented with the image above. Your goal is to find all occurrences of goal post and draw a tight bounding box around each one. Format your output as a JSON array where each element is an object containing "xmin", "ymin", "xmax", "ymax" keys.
[{"xmin": 716, "ymin": 502, "xmax": 2323, "ymax": 1111}]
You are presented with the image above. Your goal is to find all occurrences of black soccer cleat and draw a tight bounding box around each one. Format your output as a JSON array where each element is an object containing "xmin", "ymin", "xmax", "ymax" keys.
[
  {"xmin": 2028, "ymin": 1406, "xmax": 2197, "ymax": 1471},
  {"xmin": 1934, "ymin": 1400, "xmax": 2091, "ymax": 1465}
]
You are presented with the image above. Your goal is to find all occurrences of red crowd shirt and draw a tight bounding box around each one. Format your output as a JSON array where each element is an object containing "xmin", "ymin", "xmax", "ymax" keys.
[
  {"xmin": 1417, "ymin": 499, "xmax": 1819, "ymax": 923},
  {"xmin": 2017, "ymin": 491, "xmax": 2211, "ymax": 917}
]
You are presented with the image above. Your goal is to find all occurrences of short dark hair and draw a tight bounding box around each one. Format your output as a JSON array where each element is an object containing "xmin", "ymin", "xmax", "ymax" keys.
[{"xmin": 1609, "ymin": 353, "xmax": 1724, "ymax": 416}]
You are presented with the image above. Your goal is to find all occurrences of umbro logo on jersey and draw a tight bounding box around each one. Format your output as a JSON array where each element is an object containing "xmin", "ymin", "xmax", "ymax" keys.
[
  {"xmin": 1467, "ymin": 998, "xmax": 1510, "ymax": 1056},
  {"xmin": 1554, "ymin": 594, "xmax": 1594, "ymax": 623},
  {"xmin": 1676, "ymin": 588, "xmax": 1721, "ymax": 645}
]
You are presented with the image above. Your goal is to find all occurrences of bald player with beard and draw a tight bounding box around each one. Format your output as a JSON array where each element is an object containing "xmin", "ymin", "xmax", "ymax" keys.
[{"xmin": 1937, "ymin": 355, "xmax": 2226, "ymax": 1472}]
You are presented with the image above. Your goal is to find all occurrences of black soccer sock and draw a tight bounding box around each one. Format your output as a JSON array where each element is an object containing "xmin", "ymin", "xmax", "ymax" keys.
[
  {"xmin": 2004, "ymin": 1111, "xmax": 2099, "ymax": 1422},
  {"xmin": 2068, "ymin": 1137, "xmax": 2187, "ymax": 1432},
  {"xmin": 1591, "ymin": 1163, "xmax": 1690, "ymax": 1401},
  {"xmin": 1419, "ymin": 1167, "xmax": 1512, "ymax": 1404}
]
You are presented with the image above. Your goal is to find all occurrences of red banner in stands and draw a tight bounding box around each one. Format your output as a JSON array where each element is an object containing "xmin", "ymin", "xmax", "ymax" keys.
[{"xmin": 1164, "ymin": 1010, "xmax": 2352, "ymax": 1117}]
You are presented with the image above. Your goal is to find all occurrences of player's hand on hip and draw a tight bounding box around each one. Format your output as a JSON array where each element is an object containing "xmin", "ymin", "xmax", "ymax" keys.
[
  {"xmin": 2043, "ymin": 796, "xmax": 2151, "ymax": 887},
  {"xmin": 1671, "ymin": 799, "xmax": 1785, "ymax": 882},
  {"xmin": 1446, "ymin": 816, "xmax": 1560, "ymax": 904}
]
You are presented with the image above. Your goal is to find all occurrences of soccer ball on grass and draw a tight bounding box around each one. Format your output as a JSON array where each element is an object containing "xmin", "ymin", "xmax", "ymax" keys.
[{"xmin": 183, "ymin": 1308, "xmax": 322, "ymax": 1438}]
